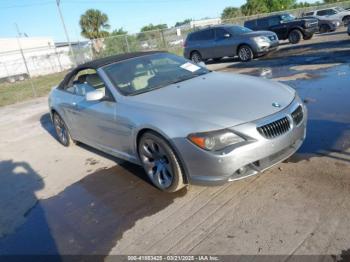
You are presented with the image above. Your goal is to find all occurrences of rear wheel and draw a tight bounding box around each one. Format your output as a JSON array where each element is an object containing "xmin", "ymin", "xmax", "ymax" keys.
[
  {"xmin": 319, "ymin": 24, "xmax": 331, "ymax": 34},
  {"xmin": 288, "ymin": 29, "xmax": 302, "ymax": 44},
  {"xmin": 138, "ymin": 132, "xmax": 185, "ymax": 192},
  {"xmin": 53, "ymin": 113, "xmax": 73, "ymax": 147},
  {"xmin": 190, "ymin": 51, "xmax": 202, "ymax": 63},
  {"xmin": 238, "ymin": 45, "xmax": 254, "ymax": 62}
]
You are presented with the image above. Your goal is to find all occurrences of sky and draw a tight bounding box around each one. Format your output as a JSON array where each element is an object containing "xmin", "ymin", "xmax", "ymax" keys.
[{"xmin": 0, "ymin": 0, "xmax": 318, "ymax": 42}]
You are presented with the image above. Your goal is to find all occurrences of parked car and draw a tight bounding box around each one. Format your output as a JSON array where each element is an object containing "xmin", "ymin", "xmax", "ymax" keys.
[
  {"xmin": 244, "ymin": 13, "xmax": 318, "ymax": 44},
  {"xmin": 348, "ymin": 23, "xmax": 350, "ymax": 35},
  {"xmin": 183, "ymin": 25, "xmax": 279, "ymax": 62},
  {"xmin": 303, "ymin": 7, "xmax": 350, "ymax": 25},
  {"xmin": 302, "ymin": 16, "xmax": 341, "ymax": 33},
  {"xmin": 49, "ymin": 51, "xmax": 307, "ymax": 192}
]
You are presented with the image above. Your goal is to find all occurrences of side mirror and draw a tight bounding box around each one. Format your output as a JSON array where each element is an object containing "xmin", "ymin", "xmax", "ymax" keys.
[
  {"xmin": 224, "ymin": 33, "xmax": 231, "ymax": 38},
  {"xmin": 86, "ymin": 90, "xmax": 104, "ymax": 102},
  {"xmin": 198, "ymin": 61, "xmax": 207, "ymax": 68}
]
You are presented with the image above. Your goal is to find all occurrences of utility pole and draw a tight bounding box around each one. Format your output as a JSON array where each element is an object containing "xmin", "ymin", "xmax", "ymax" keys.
[
  {"xmin": 15, "ymin": 23, "xmax": 37, "ymax": 97},
  {"xmin": 55, "ymin": 0, "xmax": 77, "ymax": 66}
]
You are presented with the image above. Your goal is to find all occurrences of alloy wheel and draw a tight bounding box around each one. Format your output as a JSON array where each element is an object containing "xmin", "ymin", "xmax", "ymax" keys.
[
  {"xmin": 191, "ymin": 52, "xmax": 202, "ymax": 63},
  {"xmin": 53, "ymin": 114, "xmax": 68, "ymax": 145},
  {"xmin": 139, "ymin": 138, "xmax": 174, "ymax": 189},
  {"xmin": 239, "ymin": 46, "xmax": 252, "ymax": 62}
]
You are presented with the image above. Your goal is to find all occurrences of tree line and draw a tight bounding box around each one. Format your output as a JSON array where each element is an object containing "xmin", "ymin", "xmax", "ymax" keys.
[
  {"xmin": 78, "ymin": 0, "xmax": 344, "ymax": 56},
  {"xmin": 221, "ymin": 0, "xmax": 342, "ymax": 20}
]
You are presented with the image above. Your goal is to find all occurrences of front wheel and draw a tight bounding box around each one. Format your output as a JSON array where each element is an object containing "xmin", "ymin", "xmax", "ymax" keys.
[
  {"xmin": 53, "ymin": 113, "xmax": 73, "ymax": 147},
  {"xmin": 138, "ymin": 132, "xmax": 185, "ymax": 192},
  {"xmin": 288, "ymin": 29, "xmax": 302, "ymax": 44},
  {"xmin": 238, "ymin": 45, "xmax": 254, "ymax": 62}
]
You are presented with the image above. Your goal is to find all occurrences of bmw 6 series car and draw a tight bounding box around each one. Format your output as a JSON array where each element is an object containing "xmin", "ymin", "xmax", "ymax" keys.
[{"xmin": 49, "ymin": 51, "xmax": 307, "ymax": 192}]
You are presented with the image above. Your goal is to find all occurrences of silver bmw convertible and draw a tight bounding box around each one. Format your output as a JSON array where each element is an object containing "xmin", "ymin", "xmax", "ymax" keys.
[{"xmin": 49, "ymin": 51, "xmax": 307, "ymax": 192}]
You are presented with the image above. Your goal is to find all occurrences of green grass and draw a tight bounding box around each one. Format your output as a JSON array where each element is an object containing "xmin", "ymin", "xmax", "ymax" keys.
[{"xmin": 0, "ymin": 71, "xmax": 67, "ymax": 107}]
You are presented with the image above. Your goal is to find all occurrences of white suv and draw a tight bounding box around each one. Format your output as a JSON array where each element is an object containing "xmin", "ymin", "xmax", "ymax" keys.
[{"xmin": 304, "ymin": 7, "xmax": 350, "ymax": 25}]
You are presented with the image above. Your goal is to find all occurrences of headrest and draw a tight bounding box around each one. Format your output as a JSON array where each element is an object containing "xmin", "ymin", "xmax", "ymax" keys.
[
  {"xmin": 77, "ymin": 74, "xmax": 88, "ymax": 84},
  {"xmin": 86, "ymin": 73, "xmax": 103, "ymax": 87}
]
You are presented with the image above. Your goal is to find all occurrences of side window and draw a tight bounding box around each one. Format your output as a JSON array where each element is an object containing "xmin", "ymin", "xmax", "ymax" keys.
[
  {"xmin": 304, "ymin": 12, "xmax": 314, "ymax": 16},
  {"xmin": 268, "ymin": 17, "xmax": 281, "ymax": 26},
  {"xmin": 188, "ymin": 33, "xmax": 196, "ymax": 41},
  {"xmin": 317, "ymin": 9, "xmax": 333, "ymax": 16},
  {"xmin": 257, "ymin": 18, "xmax": 269, "ymax": 28},
  {"xmin": 328, "ymin": 9, "xmax": 337, "ymax": 15},
  {"xmin": 66, "ymin": 69, "xmax": 112, "ymax": 100},
  {"xmin": 215, "ymin": 28, "xmax": 230, "ymax": 39},
  {"xmin": 197, "ymin": 29, "xmax": 215, "ymax": 41}
]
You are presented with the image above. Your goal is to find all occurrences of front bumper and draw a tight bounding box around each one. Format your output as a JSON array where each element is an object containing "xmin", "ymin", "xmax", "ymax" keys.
[
  {"xmin": 255, "ymin": 40, "xmax": 279, "ymax": 55},
  {"xmin": 304, "ymin": 26, "xmax": 318, "ymax": 36},
  {"xmin": 174, "ymin": 97, "xmax": 307, "ymax": 186}
]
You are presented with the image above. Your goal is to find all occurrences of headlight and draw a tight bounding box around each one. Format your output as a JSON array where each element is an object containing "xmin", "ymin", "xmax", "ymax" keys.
[
  {"xmin": 188, "ymin": 130, "xmax": 245, "ymax": 151},
  {"xmin": 254, "ymin": 36, "xmax": 270, "ymax": 43}
]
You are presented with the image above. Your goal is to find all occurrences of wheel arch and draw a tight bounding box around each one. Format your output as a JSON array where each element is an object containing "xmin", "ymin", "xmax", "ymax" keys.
[
  {"xmin": 135, "ymin": 128, "xmax": 190, "ymax": 184},
  {"xmin": 189, "ymin": 50, "xmax": 201, "ymax": 59},
  {"xmin": 236, "ymin": 43, "xmax": 253, "ymax": 55},
  {"xmin": 287, "ymin": 27, "xmax": 304, "ymax": 36},
  {"xmin": 342, "ymin": 15, "xmax": 350, "ymax": 23}
]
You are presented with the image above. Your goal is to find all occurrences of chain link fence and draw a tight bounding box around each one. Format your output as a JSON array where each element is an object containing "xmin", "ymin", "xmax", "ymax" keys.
[{"xmin": 0, "ymin": 0, "xmax": 349, "ymax": 106}]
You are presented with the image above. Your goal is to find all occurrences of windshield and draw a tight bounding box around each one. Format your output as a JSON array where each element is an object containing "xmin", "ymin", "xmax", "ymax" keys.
[
  {"xmin": 335, "ymin": 7, "xmax": 344, "ymax": 12},
  {"xmin": 229, "ymin": 25, "xmax": 252, "ymax": 34},
  {"xmin": 103, "ymin": 53, "xmax": 210, "ymax": 96},
  {"xmin": 281, "ymin": 14, "xmax": 296, "ymax": 22}
]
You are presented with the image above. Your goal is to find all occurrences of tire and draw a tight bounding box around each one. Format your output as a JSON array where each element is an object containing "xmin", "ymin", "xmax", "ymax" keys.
[
  {"xmin": 303, "ymin": 34, "xmax": 313, "ymax": 40},
  {"xmin": 53, "ymin": 113, "xmax": 73, "ymax": 147},
  {"xmin": 238, "ymin": 45, "xmax": 254, "ymax": 62},
  {"xmin": 138, "ymin": 132, "xmax": 185, "ymax": 192},
  {"xmin": 288, "ymin": 29, "xmax": 303, "ymax": 44},
  {"xmin": 319, "ymin": 24, "xmax": 330, "ymax": 34},
  {"xmin": 190, "ymin": 51, "xmax": 202, "ymax": 64},
  {"xmin": 343, "ymin": 16, "xmax": 350, "ymax": 26}
]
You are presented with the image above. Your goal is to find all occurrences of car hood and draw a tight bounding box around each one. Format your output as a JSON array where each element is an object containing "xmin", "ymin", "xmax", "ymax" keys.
[{"xmin": 126, "ymin": 72, "xmax": 295, "ymax": 128}]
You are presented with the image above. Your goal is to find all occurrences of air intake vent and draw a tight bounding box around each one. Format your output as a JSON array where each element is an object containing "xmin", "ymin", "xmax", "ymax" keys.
[
  {"xmin": 258, "ymin": 117, "xmax": 290, "ymax": 139},
  {"xmin": 291, "ymin": 106, "xmax": 303, "ymax": 125}
]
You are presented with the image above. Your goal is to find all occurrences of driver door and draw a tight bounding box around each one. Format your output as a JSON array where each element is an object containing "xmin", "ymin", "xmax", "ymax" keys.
[
  {"xmin": 214, "ymin": 28, "xmax": 236, "ymax": 58},
  {"xmin": 67, "ymin": 69, "xmax": 123, "ymax": 152}
]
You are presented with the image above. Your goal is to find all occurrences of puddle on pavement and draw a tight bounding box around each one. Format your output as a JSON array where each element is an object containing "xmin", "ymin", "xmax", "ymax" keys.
[
  {"xmin": 283, "ymin": 64, "xmax": 350, "ymax": 155},
  {"xmin": 0, "ymin": 163, "xmax": 187, "ymax": 256},
  {"xmin": 234, "ymin": 63, "xmax": 350, "ymax": 159}
]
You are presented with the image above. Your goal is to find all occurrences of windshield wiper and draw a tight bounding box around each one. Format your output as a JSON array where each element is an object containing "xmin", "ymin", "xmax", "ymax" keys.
[
  {"xmin": 169, "ymin": 71, "xmax": 210, "ymax": 85},
  {"xmin": 128, "ymin": 71, "xmax": 210, "ymax": 96}
]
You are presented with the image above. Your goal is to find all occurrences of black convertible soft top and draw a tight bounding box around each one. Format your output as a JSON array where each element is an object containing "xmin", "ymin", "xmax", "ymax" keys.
[
  {"xmin": 58, "ymin": 51, "xmax": 164, "ymax": 89},
  {"xmin": 77, "ymin": 51, "xmax": 163, "ymax": 70}
]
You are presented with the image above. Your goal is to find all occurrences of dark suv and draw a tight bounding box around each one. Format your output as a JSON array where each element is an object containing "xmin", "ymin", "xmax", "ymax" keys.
[
  {"xmin": 244, "ymin": 13, "xmax": 318, "ymax": 44},
  {"xmin": 184, "ymin": 25, "xmax": 279, "ymax": 62}
]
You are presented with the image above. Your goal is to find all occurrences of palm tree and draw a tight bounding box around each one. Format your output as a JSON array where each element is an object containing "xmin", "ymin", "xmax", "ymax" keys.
[{"xmin": 79, "ymin": 9, "xmax": 110, "ymax": 54}]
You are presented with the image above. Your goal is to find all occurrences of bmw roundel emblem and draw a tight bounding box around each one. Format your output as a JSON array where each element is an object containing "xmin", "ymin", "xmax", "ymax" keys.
[{"xmin": 272, "ymin": 102, "xmax": 281, "ymax": 108}]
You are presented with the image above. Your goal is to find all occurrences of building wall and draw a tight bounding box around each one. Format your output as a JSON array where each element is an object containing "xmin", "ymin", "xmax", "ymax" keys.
[{"xmin": 0, "ymin": 37, "xmax": 75, "ymax": 80}]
